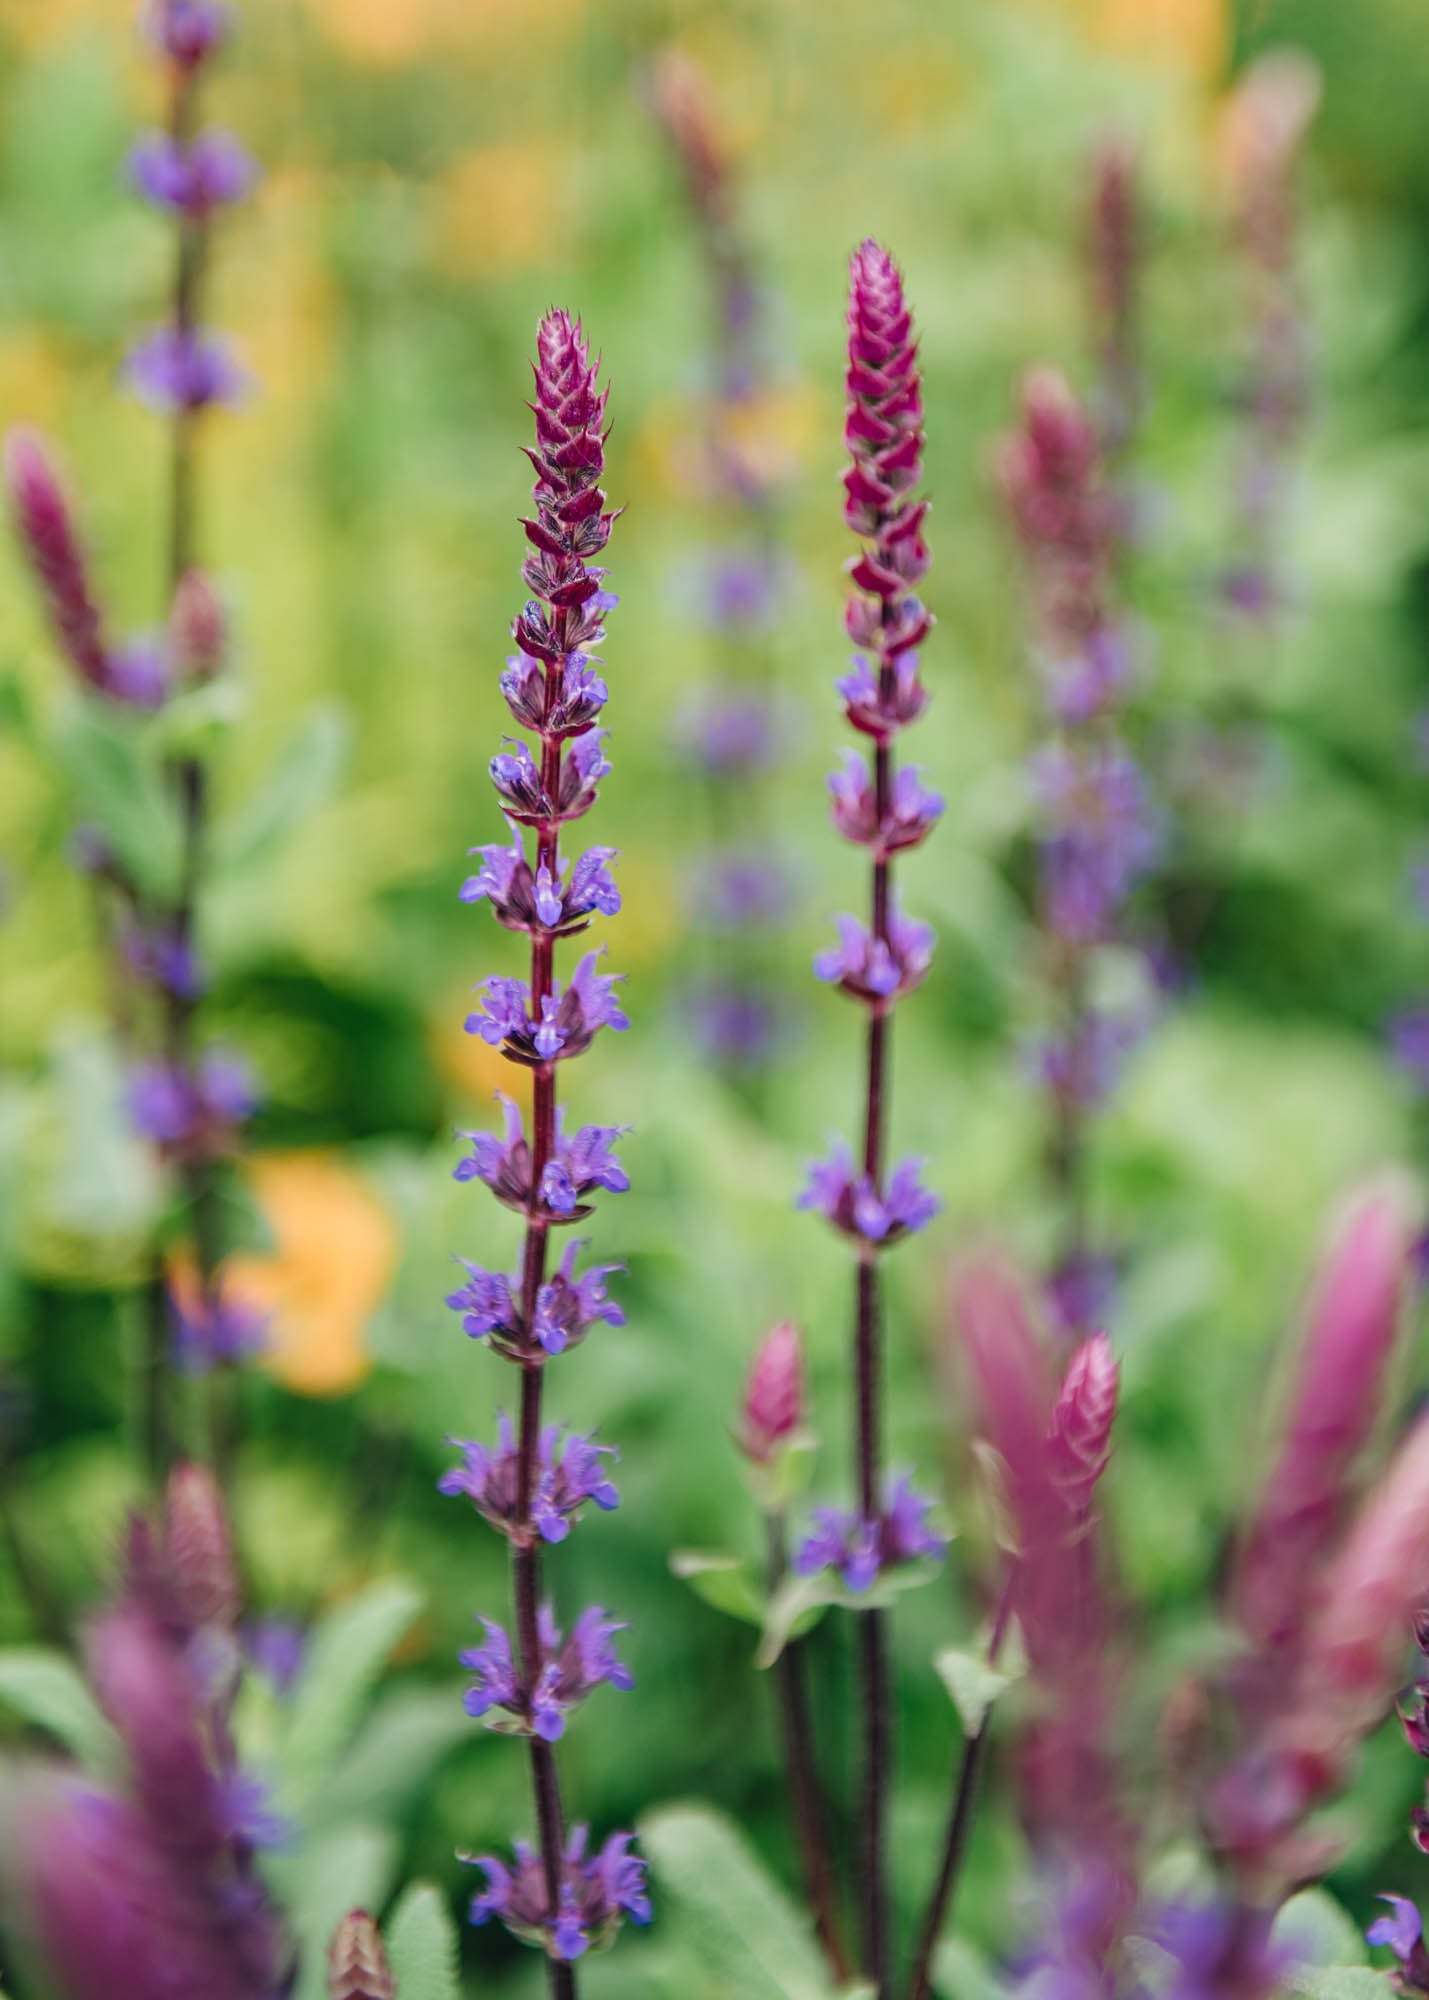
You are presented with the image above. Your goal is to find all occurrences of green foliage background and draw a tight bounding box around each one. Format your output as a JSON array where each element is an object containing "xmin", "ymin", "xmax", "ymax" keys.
[{"xmin": 1, "ymin": 0, "xmax": 1429, "ymax": 1991}]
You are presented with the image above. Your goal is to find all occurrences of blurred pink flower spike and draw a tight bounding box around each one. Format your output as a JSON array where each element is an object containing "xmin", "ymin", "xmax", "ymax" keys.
[{"xmin": 1230, "ymin": 1175, "xmax": 1418, "ymax": 1692}]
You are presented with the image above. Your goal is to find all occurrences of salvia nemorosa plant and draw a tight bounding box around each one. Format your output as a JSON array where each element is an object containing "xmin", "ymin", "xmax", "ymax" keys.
[
  {"xmin": 790, "ymin": 238, "xmax": 944, "ymax": 1999},
  {"xmin": 652, "ymin": 52, "xmax": 791, "ymax": 1074},
  {"xmin": 1218, "ymin": 50, "xmax": 1321, "ymax": 634},
  {"xmin": 6, "ymin": 0, "xmax": 259, "ymax": 1485},
  {"xmin": 997, "ymin": 370, "xmax": 1162, "ymax": 1338},
  {"xmin": 440, "ymin": 312, "xmax": 649, "ymax": 1987},
  {"xmin": 1366, "ymin": 1605, "xmax": 1429, "ymax": 1994},
  {"xmin": 8, "ymin": 1462, "xmax": 292, "ymax": 1999}
]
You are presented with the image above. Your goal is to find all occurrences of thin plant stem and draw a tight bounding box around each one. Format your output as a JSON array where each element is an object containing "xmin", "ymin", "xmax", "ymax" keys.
[
  {"xmin": 855, "ymin": 666, "xmax": 896, "ymax": 1998},
  {"xmin": 767, "ymin": 1514, "xmax": 852, "ymax": 1984},
  {"xmin": 904, "ymin": 1585, "xmax": 1015, "ymax": 2000}
]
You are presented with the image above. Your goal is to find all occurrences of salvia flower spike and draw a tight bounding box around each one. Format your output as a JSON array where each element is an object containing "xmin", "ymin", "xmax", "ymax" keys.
[
  {"xmin": 443, "ymin": 313, "xmax": 645, "ymax": 1989},
  {"xmin": 795, "ymin": 239, "xmax": 939, "ymax": 1999},
  {"xmin": 5, "ymin": 0, "xmax": 260, "ymax": 1491},
  {"xmin": 651, "ymin": 52, "xmax": 790, "ymax": 1071},
  {"xmin": 998, "ymin": 368, "xmax": 1161, "ymax": 1336}
]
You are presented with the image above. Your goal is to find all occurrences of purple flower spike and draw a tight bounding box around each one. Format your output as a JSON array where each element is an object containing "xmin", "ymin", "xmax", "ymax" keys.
[
  {"xmin": 814, "ymin": 903, "xmax": 933, "ymax": 1006},
  {"xmin": 146, "ymin": 0, "xmax": 231, "ymax": 67},
  {"xmin": 439, "ymin": 1418, "xmax": 619, "ymax": 1544},
  {"xmin": 5, "ymin": 428, "xmax": 121, "ymax": 700},
  {"xmin": 795, "ymin": 1475, "xmax": 945, "ymax": 1592},
  {"xmin": 466, "ymin": 949, "xmax": 628, "ymax": 1065},
  {"xmin": 828, "ymin": 749, "xmax": 943, "ymax": 856},
  {"xmin": 126, "ymin": 1050, "xmax": 256, "ymax": 1156},
  {"xmin": 462, "ymin": 832, "xmax": 620, "ymax": 936},
  {"xmin": 500, "ymin": 650, "xmax": 609, "ymax": 738},
  {"xmin": 130, "ymin": 129, "xmax": 256, "ymax": 214},
  {"xmin": 534, "ymin": 1242, "xmax": 626, "ymax": 1356},
  {"xmin": 453, "ymin": 1095, "xmax": 631, "ymax": 1219},
  {"xmin": 465, "ymin": 1825, "xmax": 650, "ymax": 1959},
  {"xmin": 125, "ymin": 328, "xmax": 247, "ymax": 413},
  {"xmin": 1369, "ymin": 1895, "xmax": 1429, "ymax": 1992},
  {"xmin": 170, "ymin": 1286, "xmax": 267, "ymax": 1373},
  {"xmin": 837, "ymin": 647, "xmax": 928, "ymax": 744},
  {"xmin": 797, "ymin": 1140, "xmax": 938, "ymax": 1248}
]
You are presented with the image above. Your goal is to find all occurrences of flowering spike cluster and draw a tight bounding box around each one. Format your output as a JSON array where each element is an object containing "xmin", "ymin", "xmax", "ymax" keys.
[
  {"xmin": 796, "ymin": 243, "xmax": 942, "ymax": 1591},
  {"xmin": 1200, "ymin": 1191, "xmax": 1423, "ymax": 1899},
  {"xmin": 998, "ymin": 369, "xmax": 1161, "ymax": 1337},
  {"xmin": 13, "ymin": 1464, "xmax": 290, "ymax": 2000},
  {"xmin": 328, "ymin": 1912, "xmax": 394, "ymax": 2000},
  {"xmin": 6, "ymin": 1, "xmax": 259, "ymax": 1450},
  {"xmin": 1218, "ymin": 51, "xmax": 1321, "ymax": 624},
  {"xmin": 444, "ymin": 314, "xmax": 646, "ymax": 1974},
  {"xmin": 952, "ymin": 1251, "xmax": 1125, "ymax": 1867},
  {"xmin": 651, "ymin": 53, "xmax": 790, "ymax": 1070}
]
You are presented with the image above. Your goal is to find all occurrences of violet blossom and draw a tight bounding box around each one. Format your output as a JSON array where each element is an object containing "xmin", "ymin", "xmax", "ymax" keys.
[{"xmin": 444, "ymin": 311, "xmax": 644, "ymax": 1985}]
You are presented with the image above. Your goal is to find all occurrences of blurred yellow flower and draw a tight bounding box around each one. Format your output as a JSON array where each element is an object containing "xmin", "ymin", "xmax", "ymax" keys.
[
  {"xmin": 0, "ymin": 331, "xmax": 68, "ymax": 432},
  {"xmin": 1046, "ymin": 0, "xmax": 1227, "ymax": 84},
  {"xmin": 435, "ymin": 142, "xmax": 571, "ymax": 278},
  {"xmin": 225, "ymin": 1151, "xmax": 398, "ymax": 1398},
  {"xmin": 309, "ymin": 0, "xmax": 584, "ymax": 69},
  {"xmin": 633, "ymin": 382, "xmax": 821, "ymax": 501}
]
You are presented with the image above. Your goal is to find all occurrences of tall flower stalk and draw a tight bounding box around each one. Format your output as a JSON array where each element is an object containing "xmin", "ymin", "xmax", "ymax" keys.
[
  {"xmin": 796, "ymin": 240, "xmax": 942, "ymax": 1999},
  {"xmin": 441, "ymin": 313, "xmax": 649, "ymax": 1990},
  {"xmin": 652, "ymin": 52, "xmax": 789, "ymax": 1075},
  {"xmin": 998, "ymin": 370, "xmax": 1161, "ymax": 1337},
  {"xmin": 7, "ymin": 0, "xmax": 257, "ymax": 1490}
]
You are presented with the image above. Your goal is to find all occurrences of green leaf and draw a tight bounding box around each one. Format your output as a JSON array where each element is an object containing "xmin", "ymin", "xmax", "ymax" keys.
[
  {"xmin": 214, "ymin": 705, "xmax": 349, "ymax": 873},
  {"xmin": 276, "ymin": 1577, "xmax": 423, "ymax": 1811},
  {"xmin": 306, "ymin": 1687, "xmax": 470, "ymax": 1829},
  {"xmin": 0, "ymin": 1647, "xmax": 119, "ymax": 1772},
  {"xmin": 52, "ymin": 701, "xmax": 182, "ymax": 900},
  {"xmin": 933, "ymin": 1628, "xmax": 1026, "ymax": 1737},
  {"xmin": 932, "ymin": 1934, "xmax": 1011, "ymax": 2000},
  {"xmin": 640, "ymin": 1801, "xmax": 838, "ymax": 2000},
  {"xmin": 1274, "ymin": 1889, "xmax": 1370, "ymax": 1971},
  {"xmin": 758, "ymin": 1561, "xmax": 943, "ymax": 1669},
  {"xmin": 269, "ymin": 1822, "xmax": 397, "ymax": 2000},
  {"xmin": 670, "ymin": 1550, "xmax": 767, "ymax": 1626},
  {"xmin": 385, "ymin": 1882, "xmax": 461, "ymax": 2000},
  {"xmin": 150, "ymin": 676, "xmax": 247, "ymax": 760},
  {"xmin": 1288, "ymin": 1972, "xmax": 1389, "ymax": 2000}
]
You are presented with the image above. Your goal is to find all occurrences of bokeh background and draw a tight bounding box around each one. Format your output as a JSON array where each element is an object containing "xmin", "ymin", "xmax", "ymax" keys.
[{"xmin": 2, "ymin": 0, "xmax": 1429, "ymax": 1992}]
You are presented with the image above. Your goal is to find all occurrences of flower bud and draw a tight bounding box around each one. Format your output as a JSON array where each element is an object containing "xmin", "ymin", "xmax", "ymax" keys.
[
  {"xmin": 328, "ymin": 1910, "xmax": 394, "ymax": 2000},
  {"xmin": 170, "ymin": 568, "xmax": 228, "ymax": 680},
  {"xmin": 738, "ymin": 1321, "xmax": 803, "ymax": 1465},
  {"xmin": 1046, "ymin": 1331, "xmax": 1119, "ymax": 1513},
  {"xmin": 164, "ymin": 1460, "xmax": 240, "ymax": 1635}
]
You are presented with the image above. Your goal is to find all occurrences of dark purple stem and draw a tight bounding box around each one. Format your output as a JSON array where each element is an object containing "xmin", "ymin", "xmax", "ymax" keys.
[
  {"xmin": 767, "ymin": 1514, "xmax": 852, "ymax": 1984},
  {"xmin": 904, "ymin": 1583, "xmax": 1015, "ymax": 2000},
  {"xmin": 855, "ymin": 656, "xmax": 897, "ymax": 1997},
  {"xmin": 509, "ymin": 631, "xmax": 578, "ymax": 2000}
]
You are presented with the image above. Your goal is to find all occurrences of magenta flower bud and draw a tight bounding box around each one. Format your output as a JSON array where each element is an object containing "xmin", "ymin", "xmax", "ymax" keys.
[
  {"xmin": 1230, "ymin": 1178, "xmax": 1415, "ymax": 1677},
  {"xmin": 164, "ymin": 1460, "xmax": 240, "ymax": 1635},
  {"xmin": 738, "ymin": 1321, "xmax": 804, "ymax": 1466},
  {"xmin": 328, "ymin": 1912, "xmax": 395, "ymax": 2000},
  {"xmin": 1046, "ymin": 1331, "xmax": 1118, "ymax": 1514},
  {"xmin": 170, "ymin": 567, "xmax": 228, "ymax": 679},
  {"xmin": 5, "ymin": 427, "xmax": 115, "ymax": 697}
]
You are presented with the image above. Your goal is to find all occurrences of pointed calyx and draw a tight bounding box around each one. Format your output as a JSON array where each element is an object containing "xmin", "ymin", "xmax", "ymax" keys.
[{"xmin": 328, "ymin": 1910, "xmax": 394, "ymax": 2000}]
